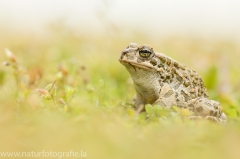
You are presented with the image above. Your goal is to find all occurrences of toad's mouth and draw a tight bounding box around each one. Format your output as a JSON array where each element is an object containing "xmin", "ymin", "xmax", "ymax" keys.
[{"xmin": 119, "ymin": 58, "xmax": 153, "ymax": 70}]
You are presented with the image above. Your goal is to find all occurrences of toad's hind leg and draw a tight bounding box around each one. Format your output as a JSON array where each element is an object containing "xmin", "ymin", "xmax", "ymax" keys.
[{"xmin": 189, "ymin": 98, "xmax": 227, "ymax": 123}]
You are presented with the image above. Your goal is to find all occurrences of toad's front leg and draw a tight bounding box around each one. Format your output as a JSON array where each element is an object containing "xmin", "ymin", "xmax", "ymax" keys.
[{"xmin": 132, "ymin": 94, "xmax": 146, "ymax": 113}]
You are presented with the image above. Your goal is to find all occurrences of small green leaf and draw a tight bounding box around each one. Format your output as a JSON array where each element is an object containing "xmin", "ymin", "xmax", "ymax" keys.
[
  {"xmin": 138, "ymin": 112, "xmax": 147, "ymax": 123},
  {"xmin": 55, "ymin": 71, "xmax": 63, "ymax": 81},
  {"xmin": 45, "ymin": 83, "xmax": 53, "ymax": 90},
  {"xmin": 179, "ymin": 108, "xmax": 193, "ymax": 117},
  {"xmin": 172, "ymin": 106, "xmax": 179, "ymax": 112},
  {"xmin": 145, "ymin": 104, "xmax": 154, "ymax": 115},
  {"xmin": 127, "ymin": 108, "xmax": 135, "ymax": 117}
]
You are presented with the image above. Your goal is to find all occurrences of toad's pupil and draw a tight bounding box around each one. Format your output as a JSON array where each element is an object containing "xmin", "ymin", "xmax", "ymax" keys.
[
  {"xmin": 142, "ymin": 49, "xmax": 150, "ymax": 53},
  {"xmin": 139, "ymin": 49, "xmax": 152, "ymax": 58}
]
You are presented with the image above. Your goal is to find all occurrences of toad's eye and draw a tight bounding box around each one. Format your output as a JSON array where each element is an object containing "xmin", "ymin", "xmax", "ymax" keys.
[{"xmin": 139, "ymin": 49, "xmax": 152, "ymax": 58}]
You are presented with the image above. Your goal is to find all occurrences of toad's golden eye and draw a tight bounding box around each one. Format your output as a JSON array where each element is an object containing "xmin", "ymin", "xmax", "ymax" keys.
[{"xmin": 139, "ymin": 48, "xmax": 152, "ymax": 58}]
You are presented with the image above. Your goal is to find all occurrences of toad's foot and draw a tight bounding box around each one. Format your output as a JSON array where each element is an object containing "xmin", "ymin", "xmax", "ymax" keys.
[{"xmin": 189, "ymin": 114, "xmax": 227, "ymax": 123}]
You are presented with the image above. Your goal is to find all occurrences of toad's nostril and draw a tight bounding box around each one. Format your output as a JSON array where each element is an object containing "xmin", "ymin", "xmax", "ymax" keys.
[
  {"xmin": 122, "ymin": 50, "xmax": 128, "ymax": 54},
  {"xmin": 120, "ymin": 50, "xmax": 129, "ymax": 59}
]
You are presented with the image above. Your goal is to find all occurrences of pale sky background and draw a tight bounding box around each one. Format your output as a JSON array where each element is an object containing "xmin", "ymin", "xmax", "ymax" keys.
[{"xmin": 0, "ymin": 0, "xmax": 240, "ymax": 38}]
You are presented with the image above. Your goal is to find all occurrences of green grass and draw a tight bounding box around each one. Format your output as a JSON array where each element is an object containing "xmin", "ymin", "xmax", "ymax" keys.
[{"xmin": 0, "ymin": 27, "xmax": 240, "ymax": 159}]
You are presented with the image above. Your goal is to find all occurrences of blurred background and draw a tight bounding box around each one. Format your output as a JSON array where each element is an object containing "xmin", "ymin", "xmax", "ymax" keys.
[
  {"xmin": 0, "ymin": 0, "xmax": 240, "ymax": 37},
  {"xmin": 0, "ymin": 1, "xmax": 240, "ymax": 159},
  {"xmin": 1, "ymin": 0, "xmax": 240, "ymax": 38},
  {"xmin": 1, "ymin": 0, "xmax": 239, "ymax": 97}
]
